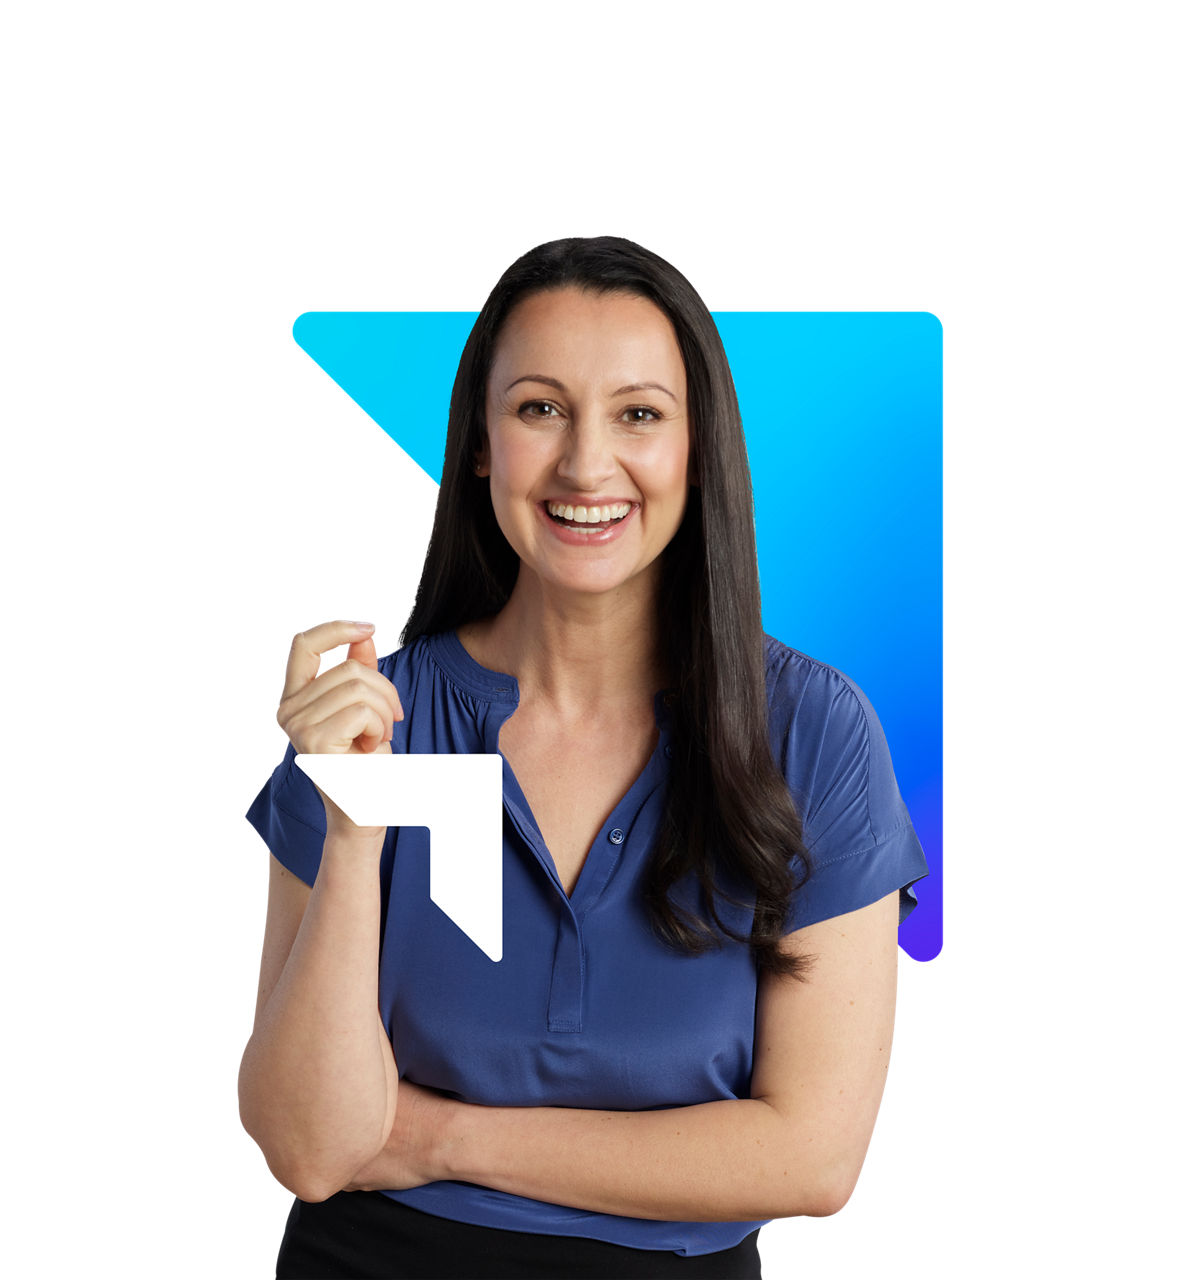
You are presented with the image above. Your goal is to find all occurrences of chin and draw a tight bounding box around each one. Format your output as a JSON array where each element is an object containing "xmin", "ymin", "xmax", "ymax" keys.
[
  {"xmin": 540, "ymin": 557, "xmax": 658, "ymax": 600},
  {"xmin": 547, "ymin": 572, "xmax": 634, "ymax": 598}
]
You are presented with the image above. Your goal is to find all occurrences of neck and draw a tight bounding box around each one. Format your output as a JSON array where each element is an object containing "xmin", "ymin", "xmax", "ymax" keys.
[{"xmin": 462, "ymin": 568, "xmax": 665, "ymax": 717}]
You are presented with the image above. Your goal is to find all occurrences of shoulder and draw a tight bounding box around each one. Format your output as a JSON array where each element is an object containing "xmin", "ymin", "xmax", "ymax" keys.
[
  {"xmin": 375, "ymin": 633, "xmax": 465, "ymax": 708},
  {"xmin": 378, "ymin": 631, "xmax": 514, "ymax": 705},
  {"xmin": 763, "ymin": 635, "xmax": 879, "ymax": 778},
  {"xmin": 763, "ymin": 634, "xmax": 863, "ymax": 707},
  {"xmin": 375, "ymin": 633, "xmax": 457, "ymax": 735},
  {"xmin": 763, "ymin": 636, "xmax": 928, "ymax": 929},
  {"xmin": 762, "ymin": 635, "xmax": 903, "ymax": 856},
  {"xmin": 376, "ymin": 633, "xmax": 433, "ymax": 684},
  {"xmin": 376, "ymin": 631, "xmax": 513, "ymax": 755}
]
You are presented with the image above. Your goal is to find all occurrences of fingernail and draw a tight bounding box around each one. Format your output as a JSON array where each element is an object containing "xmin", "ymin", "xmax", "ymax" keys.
[{"xmin": 353, "ymin": 621, "xmax": 375, "ymax": 630}]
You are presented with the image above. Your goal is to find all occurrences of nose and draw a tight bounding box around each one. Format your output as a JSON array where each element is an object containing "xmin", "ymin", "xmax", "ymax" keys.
[{"xmin": 555, "ymin": 417, "xmax": 617, "ymax": 491}]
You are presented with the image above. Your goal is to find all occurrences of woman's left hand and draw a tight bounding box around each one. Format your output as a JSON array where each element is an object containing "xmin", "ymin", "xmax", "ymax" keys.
[{"xmin": 343, "ymin": 1079, "xmax": 459, "ymax": 1192}]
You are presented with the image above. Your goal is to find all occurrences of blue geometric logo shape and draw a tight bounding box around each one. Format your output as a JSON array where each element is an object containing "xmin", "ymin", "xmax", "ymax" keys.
[{"xmin": 294, "ymin": 311, "xmax": 942, "ymax": 961}]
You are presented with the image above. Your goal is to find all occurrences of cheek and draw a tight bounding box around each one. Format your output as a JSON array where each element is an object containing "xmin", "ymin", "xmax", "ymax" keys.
[
  {"xmin": 486, "ymin": 438, "xmax": 531, "ymax": 500},
  {"xmin": 488, "ymin": 425, "xmax": 554, "ymax": 488},
  {"xmin": 642, "ymin": 439, "xmax": 692, "ymax": 504}
]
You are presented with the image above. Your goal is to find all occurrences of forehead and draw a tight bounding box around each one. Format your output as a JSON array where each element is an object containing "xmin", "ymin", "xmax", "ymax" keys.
[{"xmin": 489, "ymin": 288, "xmax": 686, "ymax": 396}]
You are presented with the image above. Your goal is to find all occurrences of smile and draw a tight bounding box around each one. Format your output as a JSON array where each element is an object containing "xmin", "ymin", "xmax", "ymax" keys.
[
  {"xmin": 537, "ymin": 500, "xmax": 637, "ymax": 544},
  {"xmin": 545, "ymin": 500, "xmax": 632, "ymax": 530}
]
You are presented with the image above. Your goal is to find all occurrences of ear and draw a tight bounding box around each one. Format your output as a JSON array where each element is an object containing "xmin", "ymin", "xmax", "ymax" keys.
[{"xmin": 474, "ymin": 431, "xmax": 490, "ymax": 478}]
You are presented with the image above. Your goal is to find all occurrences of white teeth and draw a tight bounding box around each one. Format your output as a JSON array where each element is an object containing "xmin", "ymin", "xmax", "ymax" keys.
[{"xmin": 546, "ymin": 501, "xmax": 631, "ymax": 523}]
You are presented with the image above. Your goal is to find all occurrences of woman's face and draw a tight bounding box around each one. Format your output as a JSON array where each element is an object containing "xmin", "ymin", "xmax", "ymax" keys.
[{"xmin": 481, "ymin": 287, "xmax": 692, "ymax": 603}]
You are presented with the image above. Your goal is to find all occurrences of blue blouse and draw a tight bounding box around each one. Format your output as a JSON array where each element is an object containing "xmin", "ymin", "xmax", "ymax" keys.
[{"xmin": 247, "ymin": 630, "xmax": 928, "ymax": 1256}]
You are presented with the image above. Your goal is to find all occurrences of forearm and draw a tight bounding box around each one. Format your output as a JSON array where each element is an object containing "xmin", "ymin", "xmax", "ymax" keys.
[
  {"xmin": 356, "ymin": 1091, "xmax": 852, "ymax": 1221},
  {"xmin": 239, "ymin": 834, "xmax": 397, "ymax": 1200},
  {"xmin": 448, "ymin": 1097, "xmax": 849, "ymax": 1221}
]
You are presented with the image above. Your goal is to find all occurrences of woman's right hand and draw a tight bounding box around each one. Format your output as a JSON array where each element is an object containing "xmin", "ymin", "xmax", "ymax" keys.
[{"xmin": 276, "ymin": 620, "xmax": 404, "ymax": 840}]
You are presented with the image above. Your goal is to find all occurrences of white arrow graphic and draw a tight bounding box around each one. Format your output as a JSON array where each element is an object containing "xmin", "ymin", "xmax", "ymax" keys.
[{"xmin": 295, "ymin": 753, "xmax": 504, "ymax": 962}]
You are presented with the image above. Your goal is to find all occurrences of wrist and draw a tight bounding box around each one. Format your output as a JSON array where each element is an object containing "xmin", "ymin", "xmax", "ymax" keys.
[
  {"xmin": 320, "ymin": 784, "xmax": 388, "ymax": 845},
  {"xmin": 322, "ymin": 823, "xmax": 387, "ymax": 856},
  {"xmin": 433, "ymin": 1094, "xmax": 480, "ymax": 1183}
]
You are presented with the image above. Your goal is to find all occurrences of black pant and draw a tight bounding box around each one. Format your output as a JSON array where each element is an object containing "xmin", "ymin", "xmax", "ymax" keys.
[{"xmin": 276, "ymin": 1192, "xmax": 763, "ymax": 1279}]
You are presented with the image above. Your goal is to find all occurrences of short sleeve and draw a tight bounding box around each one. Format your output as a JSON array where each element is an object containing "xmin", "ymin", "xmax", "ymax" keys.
[
  {"xmin": 245, "ymin": 741, "xmax": 327, "ymax": 887},
  {"xmin": 767, "ymin": 643, "xmax": 929, "ymax": 933}
]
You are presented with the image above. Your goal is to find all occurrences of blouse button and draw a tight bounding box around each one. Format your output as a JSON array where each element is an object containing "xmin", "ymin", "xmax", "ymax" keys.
[
  {"xmin": 664, "ymin": 744, "xmax": 673, "ymax": 759},
  {"xmin": 609, "ymin": 828, "xmax": 625, "ymax": 845}
]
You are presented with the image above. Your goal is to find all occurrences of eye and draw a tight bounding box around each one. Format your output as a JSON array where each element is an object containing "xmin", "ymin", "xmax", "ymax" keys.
[
  {"xmin": 621, "ymin": 405, "xmax": 662, "ymax": 424},
  {"xmin": 519, "ymin": 400, "xmax": 561, "ymax": 420}
]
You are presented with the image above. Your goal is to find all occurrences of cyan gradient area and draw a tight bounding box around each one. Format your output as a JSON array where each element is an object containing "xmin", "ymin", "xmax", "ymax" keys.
[
  {"xmin": 293, "ymin": 311, "xmax": 942, "ymax": 960},
  {"xmin": 718, "ymin": 314, "xmax": 941, "ymax": 962},
  {"xmin": 293, "ymin": 312, "xmax": 477, "ymax": 480}
]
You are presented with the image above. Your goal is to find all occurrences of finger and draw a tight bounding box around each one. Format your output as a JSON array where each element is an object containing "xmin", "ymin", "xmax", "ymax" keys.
[
  {"xmin": 338, "ymin": 641, "xmax": 404, "ymax": 721},
  {"xmin": 346, "ymin": 635, "xmax": 377, "ymax": 670},
  {"xmin": 342, "ymin": 637, "xmax": 404, "ymax": 724},
  {"xmin": 285, "ymin": 674, "xmax": 395, "ymax": 735},
  {"xmin": 292, "ymin": 700, "xmax": 389, "ymax": 755},
  {"xmin": 282, "ymin": 677, "xmax": 398, "ymax": 749},
  {"xmin": 353, "ymin": 727, "xmax": 392, "ymax": 756},
  {"xmin": 279, "ymin": 659, "xmax": 403, "ymax": 729},
  {"xmin": 282, "ymin": 620, "xmax": 374, "ymax": 701}
]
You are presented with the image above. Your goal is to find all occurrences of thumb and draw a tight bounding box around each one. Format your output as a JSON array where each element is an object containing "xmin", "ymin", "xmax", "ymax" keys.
[{"xmin": 346, "ymin": 634, "xmax": 378, "ymax": 669}]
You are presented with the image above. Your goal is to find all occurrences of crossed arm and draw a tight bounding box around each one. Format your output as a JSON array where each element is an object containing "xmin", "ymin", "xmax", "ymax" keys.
[{"xmin": 239, "ymin": 842, "xmax": 900, "ymax": 1221}]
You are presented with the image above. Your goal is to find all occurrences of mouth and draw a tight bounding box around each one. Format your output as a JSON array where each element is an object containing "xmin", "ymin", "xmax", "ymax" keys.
[{"xmin": 543, "ymin": 500, "xmax": 633, "ymax": 534}]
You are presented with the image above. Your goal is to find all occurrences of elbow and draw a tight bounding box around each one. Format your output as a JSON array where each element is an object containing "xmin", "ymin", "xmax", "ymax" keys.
[
  {"xmin": 270, "ymin": 1162, "xmax": 346, "ymax": 1206},
  {"xmin": 244, "ymin": 1124, "xmax": 362, "ymax": 1204},
  {"xmin": 769, "ymin": 1184, "xmax": 852, "ymax": 1220},
  {"xmin": 238, "ymin": 1096, "xmax": 369, "ymax": 1205},
  {"xmin": 767, "ymin": 1164, "xmax": 859, "ymax": 1220},
  {"xmin": 760, "ymin": 1115, "xmax": 867, "ymax": 1219},
  {"xmin": 798, "ymin": 1180, "xmax": 854, "ymax": 1218},
  {"xmin": 237, "ymin": 1055, "xmax": 380, "ymax": 1204},
  {"xmin": 794, "ymin": 1165, "xmax": 861, "ymax": 1219},
  {"xmin": 246, "ymin": 1137, "xmax": 346, "ymax": 1202}
]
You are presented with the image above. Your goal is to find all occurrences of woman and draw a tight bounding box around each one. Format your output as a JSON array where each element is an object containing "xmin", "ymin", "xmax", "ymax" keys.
[{"xmin": 241, "ymin": 236, "xmax": 928, "ymax": 1279}]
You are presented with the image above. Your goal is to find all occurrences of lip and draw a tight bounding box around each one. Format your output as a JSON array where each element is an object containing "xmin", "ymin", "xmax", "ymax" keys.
[{"xmin": 536, "ymin": 500, "xmax": 638, "ymax": 547}]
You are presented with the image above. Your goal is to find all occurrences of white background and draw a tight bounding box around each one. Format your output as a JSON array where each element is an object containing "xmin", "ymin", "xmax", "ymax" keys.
[{"xmin": 3, "ymin": 2, "xmax": 1185, "ymax": 1276}]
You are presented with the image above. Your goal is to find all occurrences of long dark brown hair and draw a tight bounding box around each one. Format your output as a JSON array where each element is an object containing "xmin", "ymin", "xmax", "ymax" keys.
[{"xmin": 402, "ymin": 236, "xmax": 810, "ymax": 977}]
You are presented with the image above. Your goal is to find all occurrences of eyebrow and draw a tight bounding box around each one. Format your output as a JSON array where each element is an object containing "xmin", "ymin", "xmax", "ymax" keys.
[{"xmin": 504, "ymin": 374, "xmax": 678, "ymax": 402}]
